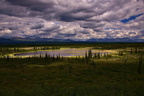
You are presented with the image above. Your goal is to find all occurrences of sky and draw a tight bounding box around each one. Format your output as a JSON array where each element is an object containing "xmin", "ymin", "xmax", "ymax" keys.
[{"xmin": 0, "ymin": 0, "xmax": 144, "ymax": 41}]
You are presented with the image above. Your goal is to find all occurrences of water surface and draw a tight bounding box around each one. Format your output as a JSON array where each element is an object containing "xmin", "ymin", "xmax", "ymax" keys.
[
  {"xmin": 14, "ymin": 48, "xmax": 109, "ymax": 57},
  {"xmin": 15, "ymin": 48, "xmax": 88, "ymax": 57}
]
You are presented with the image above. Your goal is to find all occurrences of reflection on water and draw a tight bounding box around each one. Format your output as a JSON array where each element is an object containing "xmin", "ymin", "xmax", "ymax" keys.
[
  {"xmin": 15, "ymin": 48, "xmax": 109, "ymax": 57},
  {"xmin": 15, "ymin": 49, "xmax": 88, "ymax": 57}
]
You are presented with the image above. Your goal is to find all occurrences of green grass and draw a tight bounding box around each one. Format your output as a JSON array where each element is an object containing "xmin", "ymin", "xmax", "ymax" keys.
[{"xmin": 0, "ymin": 43, "xmax": 144, "ymax": 96}]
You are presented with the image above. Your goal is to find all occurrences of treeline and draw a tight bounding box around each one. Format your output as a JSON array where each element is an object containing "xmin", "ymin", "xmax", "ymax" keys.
[
  {"xmin": 1, "ymin": 49, "xmax": 112, "ymax": 66},
  {"xmin": 0, "ymin": 46, "xmax": 60, "ymax": 56},
  {"xmin": 118, "ymin": 48, "xmax": 144, "ymax": 56},
  {"xmin": 0, "ymin": 43, "xmax": 144, "ymax": 48},
  {"xmin": 0, "ymin": 49, "xmax": 143, "ymax": 74},
  {"xmin": 33, "ymin": 46, "xmax": 60, "ymax": 50},
  {"xmin": 85, "ymin": 49, "xmax": 112, "ymax": 59},
  {"xmin": 129, "ymin": 48, "xmax": 144, "ymax": 54},
  {"xmin": 0, "ymin": 48, "xmax": 25, "ymax": 56}
]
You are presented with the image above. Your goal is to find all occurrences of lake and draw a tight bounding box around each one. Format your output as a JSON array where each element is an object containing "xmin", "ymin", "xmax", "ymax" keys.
[{"xmin": 14, "ymin": 48, "xmax": 109, "ymax": 57}]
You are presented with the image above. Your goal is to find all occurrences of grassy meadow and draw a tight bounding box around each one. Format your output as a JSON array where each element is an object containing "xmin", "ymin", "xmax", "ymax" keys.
[{"xmin": 0, "ymin": 43, "xmax": 144, "ymax": 96}]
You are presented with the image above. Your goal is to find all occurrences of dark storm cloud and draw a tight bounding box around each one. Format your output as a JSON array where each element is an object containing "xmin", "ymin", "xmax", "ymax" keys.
[
  {"xmin": 41, "ymin": 26, "xmax": 60, "ymax": 32},
  {"xmin": 3, "ymin": 0, "xmax": 144, "ymax": 22},
  {"xmin": 0, "ymin": 1, "xmax": 27, "ymax": 17},
  {"xmin": 8, "ymin": 26, "xmax": 18, "ymax": 30},
  {"xmin": 6, "ymin": 0, "xmax": 54, "ymax": 12},
  {"xmin": 0, "ymin": 0, "xmax": 43, "ymax": 17},
  {"xmin": 59, "ymin": 33, "xmax": 77, "ymax": 37},
  {"xmin": 82, "ymin": 22, "xmax": 105, "ymax": 28},
  {"xmin": 59, "ymin": 11, "xmax": 94, "ymax": 22},
  {"xmin": 0, "ymin": 0, "xmax": 144, "ymax": 40},
  {"xmin": 0, "ymin": 23, "xmax": 18, "ymax": 30},
  {"xmin": 31, "ymin": 24, "xmax": 44, "ymax": 29}
]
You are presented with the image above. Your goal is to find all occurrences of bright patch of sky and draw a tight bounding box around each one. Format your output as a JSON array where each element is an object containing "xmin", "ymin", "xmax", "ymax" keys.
[{"xmin": 121, "ymin": 13, "xmax": 144, "ymax": 23}]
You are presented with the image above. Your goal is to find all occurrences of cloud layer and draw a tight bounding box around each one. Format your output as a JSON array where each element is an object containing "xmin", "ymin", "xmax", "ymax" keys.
[{"xmin": 0, "ymin": 0, "xmax": 144, "ymax": 41}]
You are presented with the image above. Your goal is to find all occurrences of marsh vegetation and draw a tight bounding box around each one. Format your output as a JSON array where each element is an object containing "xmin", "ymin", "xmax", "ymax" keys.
[{"xmin": 0, "ymin": 43, "xmax": 144, "ymax": 96}]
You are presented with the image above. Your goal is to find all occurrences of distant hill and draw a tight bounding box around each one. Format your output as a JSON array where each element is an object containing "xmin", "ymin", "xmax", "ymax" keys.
[
  {"xmin": 0, "ymin": 38, "xmax": 16, "ymax": 44},
  {"xmin": 0, "ymin": 37, "xmax": 143, "ymax": 44},
  {"xmin": 86, "ymin": 38, "xmax": 142, "ymax": 42},
  {"xmin": 0, "ymin": 37, "xmax": 75, "ymax": 44}
]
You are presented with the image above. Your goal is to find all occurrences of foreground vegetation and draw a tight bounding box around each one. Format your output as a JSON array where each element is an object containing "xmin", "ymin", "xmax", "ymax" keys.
[{"xmin": 0, "ymin": 43, "xmax": 144, "ymax": 96}]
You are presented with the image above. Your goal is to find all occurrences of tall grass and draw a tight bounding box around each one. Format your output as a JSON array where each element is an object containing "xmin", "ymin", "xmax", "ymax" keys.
[{"xmin": 0, "ymin": 43, "xmax": 144, "ymax": 96}]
